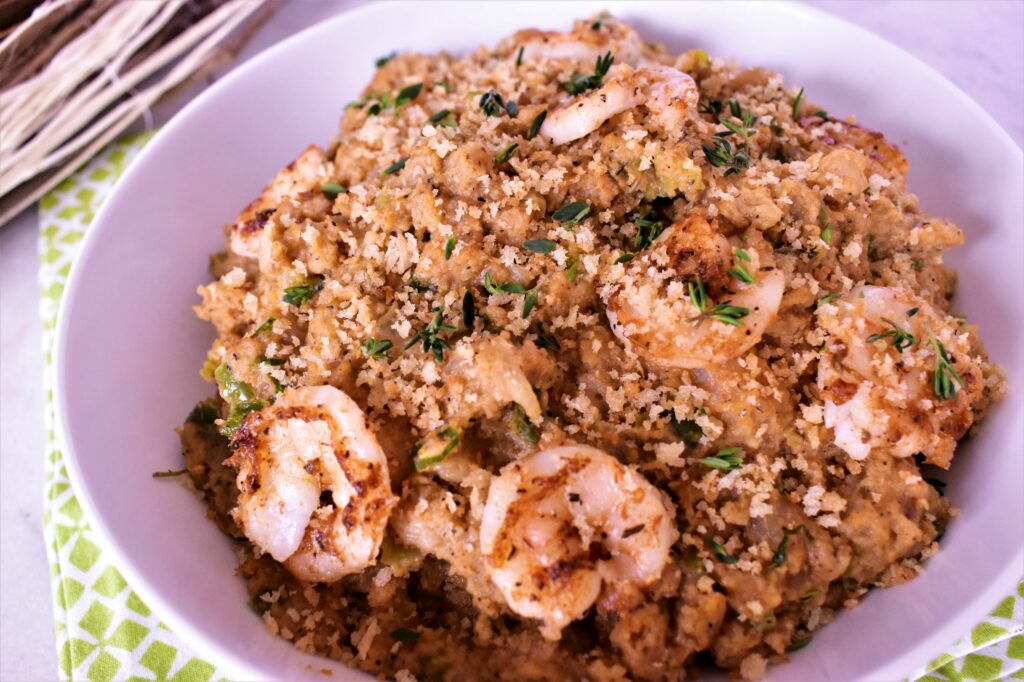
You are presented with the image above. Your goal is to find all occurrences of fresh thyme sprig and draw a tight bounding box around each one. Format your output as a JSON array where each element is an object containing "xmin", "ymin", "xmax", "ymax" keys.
[
  {"xmin": 929, "ymin": 331, "xmax": 963, "ymax": 401},
  {"xmin": 566, "ymin": 51, "xmax": 613, "ymax": 95},
  {"xmin": 866, "ymin": 318, "xmax": 916, "ymax": 352},
  {"xmin": 616, "ymin": 213, "xmax": 666, "ymax": 263},
  {"xmin": 703, "ymin": 99, "xmax": 757, "ymax": 176},
  {"xmin": 727, "ymin": 247, "xmax": 757, "ymax": 285},
  {"xmin": 688, "ymin": 277, "xmax": 750, "ymax": 327},
  {"xmin": 405, "ymin": 307, "xmax": 456, "ymax": 362},
  {"xmin": 702, "ymin": 137, "xmax": 749, "ymax": 176}
]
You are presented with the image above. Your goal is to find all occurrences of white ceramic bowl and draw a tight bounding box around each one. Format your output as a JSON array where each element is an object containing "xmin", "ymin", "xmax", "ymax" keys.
[{"xmin": 55, "ymin": 2, "xmax": 1024, "ymax": 680}]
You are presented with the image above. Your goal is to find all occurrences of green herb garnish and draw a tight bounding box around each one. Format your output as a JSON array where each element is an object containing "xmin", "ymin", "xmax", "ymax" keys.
[
  {"xmin": 787, "ymin": 636, "xmax": 813, "ymax": 652},
  {"xmin": 186, "ymin": 402, "xmax": 218, "ymax": 425},
  {"xmin": 536, "ymin": 332, "xmax": 560, "ymax": 351},
  {"xmin": 702, "ymin": 137, "xmax": 749, "ymax": 176},
  {"xmin": 381, "ymin": 156, "xmax": 409, "ymax": 176},
  {"xmin": 867, "ymin": 318, "xmax": 916, "ymax": 352},
  {"xmin": 413, "ymin": 426, "xmax": 461, "ymax": 470},
  {"xmin": 511, "ymin": 403, "xmax": 539, "ymax": 444},
  {"xmin": 566, "ymin": 257, "xmax": 579, "ymax": 283},
  {"xmin": 791, "ymin": 86, "xmax": 804, "ymax": 118},
  {"xmin": 251, "ymin": 317, "xmax": 275, "ymax": 336},
  {"xmin": 257, "ymin": 355, "xmax": 285, "ymax": 366},
  {"xmin": 772, "ymin": 528, "xmax": 793, "ymax": 567},
  {"xmin": 375, "ymin": 52, "xmax": 397, "ymax": 68},
  {"xmin": 405, "ymin": 306, "xmax": 456, "ymax": 362},
  {"xmin": 390, "ymin": 627, "xmax": 421, "ymax": 643},
  {"xmin": 321, "ymin": 182, "xmax": 346, "ymax": 199},
  {"xmin": 444, "ymin": 236, "xmax": 456, "ymax": 260},
  {"xmin": 408, "ymin": 276, "xmax": 436, "ymax": 293},
  {"xmin": 727, "ymin": 247, "xmax": 756, "ymax": 285},
  {"xmin": 527, "ymin": 110, "xmax": 547, "ymax": 139},
  {"xmin": 818, "ymin": 205, "xmax": 834, "ymax": 244},
  {"xmin": 429, "ymin": 108, "xmax": 451, "ymax": 125},
  {"xmin": 360, "ymin": 337, "xmax": 393, "ymax": 360},
  {"xmin": 817, "ymin": 293, "xmax": 840, "ymax": 307},
  {"xmin": 395, "ymin": 82, "xmax": 423, "ymax": 107},
  {"xmin": 929, "ymin": 332, "xmax": 963, "ymax": 401},
  {"xmin": 214, "ymin": 364, "xmax": 264, "ymax": 436},
  {"xmin": 523, "ymin": 238, "xmax": 556, "ymax": 254},
  {"xmin": 495, "ymin": 142, "xmax": 518, "ymax": 164},
  {"xmin": 483, "ymin": 272, "xmax": 526, "ymax": 295},
  {"xmin": 479, "ymin": 90, "xmax": 507, "ymax": 117},
  {"xmin": 515, "ymin": 46, "xmax": 524, "ymax": 67},
  {"xmin": 552, "ymin": 200, "xmax": 591, "ymax": 229},
  {"xmin": 688, "ymin": 277, "xmax": 749, "ymax": 326},
  {"xmin": 282, "ymin": 275, "xmax": 324, "ymax": 305},
  {"xmin": 566, "ymin": 51, "xmax": 613, "ymax": 95},
  {"xmin": 522, "ymin": 286, "xmax": 539, "ymax": 318},
  {"xmin": 671, "ymin": 417, "xmax": 704, "ymax": 444},
  {"xmin": 706, "ymin": 538, "xmax": 739, "ymax": 564},
  {"xmin": 622, "ymin": 524, "xmax": 645, "ymax": 539},
  {"xmin": 698, "ymin": 447, "xmax": 743, "ymax": 471}
]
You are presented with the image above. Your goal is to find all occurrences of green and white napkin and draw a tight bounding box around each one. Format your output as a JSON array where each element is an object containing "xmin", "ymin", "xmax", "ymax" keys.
[
  {"xmin": 39, "ymin": 133, "xmax": 225, "ymax": 682},
  {"xmin": 38, "ymin": 134, "xmax": 1022, "ymax": 682}
]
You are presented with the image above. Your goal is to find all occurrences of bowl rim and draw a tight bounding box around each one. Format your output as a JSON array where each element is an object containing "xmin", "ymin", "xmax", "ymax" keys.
[{"xmin": 53, "ymin": 1, "xmax": 1023, "ymax": 680}]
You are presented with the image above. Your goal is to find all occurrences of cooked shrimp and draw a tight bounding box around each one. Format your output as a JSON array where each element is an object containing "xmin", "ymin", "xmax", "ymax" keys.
[
  {"xmin": 479, "ymin": 445, "xmax": 677, "ymax": 640},
  {"xmin": 227, "ymin": 385, "xmax": 396, "ymax": 582},
  {"xmin": 817, "ymin": 286, "xmax": 985, "ymax": 468},
  {"xmin": 607, "ymin": 215, "xmax": 786, "ymax": 369},
  {"xmin": 230, "ymin": 145, "xmax": 330, "ymax": 258},
  {"xmin": 444, "ymin": 336, "xmax": 554, "ymax": 423},
  {"xmin": 540, "ymin": 64, "xmax": 699, "ymax": 145},
  {"xmin": 514, "ymin": 18, "xmax": 645, "ymax": 66}
]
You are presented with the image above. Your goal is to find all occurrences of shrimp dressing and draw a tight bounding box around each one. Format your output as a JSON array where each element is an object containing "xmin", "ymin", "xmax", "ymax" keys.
[{"xmin": 177, "ymin": 16, "xmax": 1003, "ymax": 682}]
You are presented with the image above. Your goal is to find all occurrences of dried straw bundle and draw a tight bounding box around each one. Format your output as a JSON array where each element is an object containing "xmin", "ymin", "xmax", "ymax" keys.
[{"xmin": 0, "ymin": 0, "xmax": 275, "ymax": 226}]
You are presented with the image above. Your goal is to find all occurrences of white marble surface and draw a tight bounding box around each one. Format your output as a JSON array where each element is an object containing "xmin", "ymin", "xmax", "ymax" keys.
[{"xmin": 1, "ymin": 2, "xmax": 1020, "ymax": 680}]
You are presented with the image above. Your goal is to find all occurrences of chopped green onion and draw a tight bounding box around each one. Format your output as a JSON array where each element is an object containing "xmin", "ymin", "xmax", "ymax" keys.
[
  {"xmin": 510, "ymin": 403, "xmax": 539, "ymax": 444},
  {"xmin": 413, "ymin": 426, "xmax": 461, "ymax": 470},
  {"xmin": 444, "ymin": 236, "xmax": 456, "ymax": 260}
]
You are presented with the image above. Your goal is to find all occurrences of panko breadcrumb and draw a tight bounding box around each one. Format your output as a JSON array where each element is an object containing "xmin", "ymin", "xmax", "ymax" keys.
[{"xmin": 176, "ymin": 15, "xmax": 1004, "ymax": 682}]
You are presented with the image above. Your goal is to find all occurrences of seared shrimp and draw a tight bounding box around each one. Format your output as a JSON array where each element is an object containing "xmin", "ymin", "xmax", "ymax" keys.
[
  {"xmin": 817, "ymin": 286, "xmax": 985, "ymax": 468},
  {"xmin": 514, "ymin": 18, "xmax": 645, "ymax": 66},
  {"xmin": 607, "ymin": 215, "xmax": 785, "ymax": 369},
  {"xmin": 230, "ymin": 145, "xmax": 330, "ymax": 259},
  {"xmin": 227, "ymin": 385, "xmax": 396, "ymax": 582},
  {"xmin": 540, "ymin": 64, "xmax": 699, "ymax": 145},
  {"xmin": 479, "ymin": 445, "xmax": 677, "ymax": 640}
]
